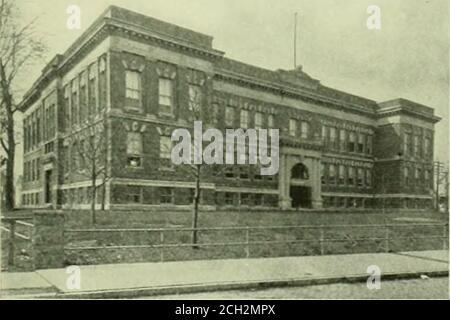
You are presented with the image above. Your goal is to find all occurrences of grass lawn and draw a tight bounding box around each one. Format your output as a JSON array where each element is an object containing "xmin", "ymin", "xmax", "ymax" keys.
[
  {"xmin": 63, "ymin": 209, "xmax": 448, "ymax": 266},
  {"xmin": 2, "ymin": 208, "xmax": 448, "ymax": 270},
  {"xmin": 1, "ymin": 231, "xmax": 33, "ymax": 272}
]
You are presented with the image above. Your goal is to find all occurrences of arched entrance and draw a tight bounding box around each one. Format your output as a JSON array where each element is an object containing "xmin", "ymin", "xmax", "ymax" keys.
[{"xmin": 290, "ymin": 163, "xmax": 312, "ymax": 208}]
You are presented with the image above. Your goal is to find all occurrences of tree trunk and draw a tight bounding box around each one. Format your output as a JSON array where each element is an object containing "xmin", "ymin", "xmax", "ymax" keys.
[
  {"xmin": 91, "ymin": 167, "xmax": 97, "ymax": 225},
  {"xmin": 101, "ymin": 182, "xmax": 106, "ymax": 211},
  {"xmin": 0, "ymin": 60, "xmax": 15, "ymax": 211},
  {"xmin": 192, "ymin": 165, "xmax": 201, "ymax": 248}
]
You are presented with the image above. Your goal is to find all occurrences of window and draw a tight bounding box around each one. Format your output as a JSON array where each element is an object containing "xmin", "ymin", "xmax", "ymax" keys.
[
  {"xmin": 125, "ymin": 71, "xmax": 141, "ymax": 99},
  {"xmin": 160, "ymin": 136, "xmax": 172, "ymax": 167},
  {"xmin": 301, "ymin": 121, "xmax": 309, "ymax": 139},
  {"xmin": 225, "ymin": 106, "xmax": 234, "ymax": 127},
  {"xmin": 63, "ymin": 87, "xmax": 70, "ymax": 131},
  {"xmin": 79, "ymin": 71, "xmax": 87, "ymax": 123},
  {"xmin": 404, "ymin": 167, "xmax": 410, "ymax": 184},
  {"xmin": 329, "ymin": 164, "xmax": 336, "ymax": 185},
  {"xmin": 71, "ymin": 80, "xmax": 79, "ymax": 126},
  {"xmin": 240, "ymin": 110, "xmax": 249, "ymax": 128},
  {"xmin": 125, "ymin": 187, "xmax": 142, "ymax": 204},
  {"xmin": 158, "ymin": 78, "xmax": 174, "ymax": 114},
  {"xmin": 127, "ymin": 132, "xmax": 143, "ymax": 167},
  {"xmin": 366, "ymin": 169, "xmax": 372, "ymax": 187},
  {"xmin": 424, "ymin": 137, "xmax": 431, "ymax": 157},
  {"xmin": 357, "ymin": 168, "xmax": 364, "ymax": 187},
  {"xmin": 329, "ymin": 127, "xmax": 337, "ymax": 145},
  {"xmin": 64, "ymin": 146, "xmax": 70, "ymax": 173},
  {"xmin": 31, "ymin": 113, "xmax": 36, "ymax": 149},
  {"xmin": 160, "ymin": 188, "xmax": 174, "ymax": 204},
  {"xmin": 188, "ymin": 84, "xmax": 202, "ymax": 112},
  {"xmin": 255, "ymin": 112, "xmax": 263, "ymax": 129},
  {"xmin": 239, "ymin": 167, "xmax": 249, "ymax": 180},
  {"xmin": 72, "ymin": 142, "xmax": 79, "ymax": 171},
  {"xmin": 23, "ymin": 119, "xmax": 28, "ymax": 152},
  {"xmin": 415, "ymin": 167, "xmax": 421, "ymax": 181},
  {"xmin": 254, "ymin": 166, "xmax": 262, "ymax": 180},
  {"xmin": 254, "ymin": 194, "xmax": 263, "ymax": 206},
  {"xmin": 98, "ymin": 58, "xmax": 107, "ymax": 110},
  {"xmin": 366, "ymin": 135, "xmax": 373, "ymax": 154},
  {"xmin": 358, "ymin": 134, "xmax": 365, "ymax": 153},
  {"xmin": 49, "ymin": 104, "xmax": 56, "ymax": 138},
  {"xmin": 321, "ymin": 163, "xmax": 326, "ymax": 185},
  {"xmin": 338, "ymin": 165, "xmax": 345, "ymax": 185},
  {"xmin": 225, "ymin": 166, "xmax": 234, "ymax": 178},
  {"xmin": 414, "ymin": 135, "xmax": 420, "ymax": 157},
  {"xmin": 212, "ymin": 104, "xmax": 220, "ymax": 124},
  {"xmin": 404, "ymin": 133, "xmax": 411, "ymax": 156},
  {"xmin": 36, "ymin": 158, "xmax": 40, "ymax": 181},
  {"xmin": 38, "ymin": 106, "xmax": 43, "ymax": 143},
  {"xmin": 425, "ymin": 169, "xmax": 431, "ymax": 188},
  {"xmin": 30, "ymin": 159, "xmax": 35, "ymax": 181},
  {"xmin": 224, "ymin": 192, "xmax": 234, "ymax": 205},
  {"xmin": 348, "ymin": 132, "xmax": 356, "ymax": 152},
  {"xmin": 339, "ymin": 129, "xmax": 346, "ymax": 151},
  {"xmin": 89, "ymin": 64, "xmax": 97, "ymax": 114},
  {"xmin": 240, "ymin": 193, "xmax": 252, "ymax": 206},
  {"xmin": 348, "ymin": 167, "xmax": 355, "ymax": 186},
  {"xmin": 289, "ymin": 119, "xmax": 297, "ymax": 136},
  {"xmin": 268, "ymin": 114, "xmax": 274, "ymax": 128},
  {"xmin": 321, "ymin": 125, "xmax": 327, "ymax": 141}
]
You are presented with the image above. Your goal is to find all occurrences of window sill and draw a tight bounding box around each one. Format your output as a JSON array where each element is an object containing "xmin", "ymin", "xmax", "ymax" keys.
[
  {"xmin": 159, "ymin": 166, "xmax": 175, "ymax": 172},
  {"xmin": 126, "ymin": 166, "xmax": 144, "ymax": 170},
  {"xmin": 159, "ymin": 203, "xmax": 175, "ymax": 207},
  {"xmin": 124, "ymin": 107, "xmax": 143, "ymax": 113},
  {"xmin": 158, "ymin": 111, "xmax": 175, "ymax": 118}
]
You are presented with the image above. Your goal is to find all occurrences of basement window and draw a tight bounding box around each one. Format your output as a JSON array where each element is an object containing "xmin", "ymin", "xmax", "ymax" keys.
[{"xmin": 160, "ymin": 187, "xmax": 174, "ymax": 204}]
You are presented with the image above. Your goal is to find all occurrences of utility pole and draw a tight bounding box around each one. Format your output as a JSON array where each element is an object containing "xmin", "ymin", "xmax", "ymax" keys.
[
  {"xmin": 445, "ymin": 171, "xmax": 449, "ymax": 214},
  {"xmin": 436, "ymin": 161, "xmax": 440, "ymax": 210},
  {"xmin": 434, "ymin": 161, "xmax": 449, "ymax": 211}
]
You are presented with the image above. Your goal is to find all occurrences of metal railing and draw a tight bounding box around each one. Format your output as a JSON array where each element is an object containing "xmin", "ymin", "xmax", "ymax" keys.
[{"xmin": 64, "ymin": 222, "xmax": 449, "ymax": 262}]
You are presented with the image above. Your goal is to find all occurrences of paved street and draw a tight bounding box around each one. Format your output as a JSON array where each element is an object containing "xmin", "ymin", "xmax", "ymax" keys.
[{"xmin": 142, "ymin": 277, "xmax": 449, "ymax": 300}]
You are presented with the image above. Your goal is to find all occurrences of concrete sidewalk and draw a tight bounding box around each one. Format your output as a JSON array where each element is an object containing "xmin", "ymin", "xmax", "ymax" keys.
[{"xmin": 1, "ymin": 250, "xmax": 448, "ymax": 299}]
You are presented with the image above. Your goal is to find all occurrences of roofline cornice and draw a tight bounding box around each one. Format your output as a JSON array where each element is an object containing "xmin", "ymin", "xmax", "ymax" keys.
[
  {"xmin": 214, "ymin": 69, "xmax": 378, "ymax": 119},
  {"xmin": 376, "ymin": 106, "xmax": 441, "ymax": 124},
  {"xmin": 19, "ymin": 16, "xmax": 225, "ymax": 112}
]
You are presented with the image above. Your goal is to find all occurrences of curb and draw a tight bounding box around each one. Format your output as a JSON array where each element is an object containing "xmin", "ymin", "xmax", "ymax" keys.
[
  {"xmin": 0, "ymin": 286, "xmax": 58, "ymax": 299},
  {"xmin": 48, "ymin": 269, "xmax": 449, "ymax": 299}
]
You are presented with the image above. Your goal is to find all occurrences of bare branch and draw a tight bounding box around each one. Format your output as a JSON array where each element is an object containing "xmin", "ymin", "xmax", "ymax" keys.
[{"xmin": 1, "ymin": 137, "xmax": 8, "ymax": 153}]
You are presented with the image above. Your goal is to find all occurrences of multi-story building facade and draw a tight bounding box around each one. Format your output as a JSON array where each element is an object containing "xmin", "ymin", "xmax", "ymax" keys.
[{"xmin": 18, "ymin": 6, "xmax": 440, "ymax": 211}]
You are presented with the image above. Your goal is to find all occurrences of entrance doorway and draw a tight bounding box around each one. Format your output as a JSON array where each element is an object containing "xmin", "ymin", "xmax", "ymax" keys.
[
  {"xmin": 45, "ymin": 169, "xmax": 52, "ymax": 204},
  {"xmin": 290, "ymin": 186, "xmax": 312, "ymax": 208}
]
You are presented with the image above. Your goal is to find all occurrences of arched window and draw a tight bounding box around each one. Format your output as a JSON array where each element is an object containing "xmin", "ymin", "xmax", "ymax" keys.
[{"xmin": 291, "ymin": 163, "xmax": 309, "ymax": 180}]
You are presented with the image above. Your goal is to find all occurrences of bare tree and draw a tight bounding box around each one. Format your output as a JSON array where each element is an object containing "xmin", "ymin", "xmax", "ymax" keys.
[
  {"xmin": 185, "ymin": 86, "xmax": 204, "ymax": 248},
  {"xmin": 178, "ymin": 85, "xmax": 226, "ymax": 247},
  {"xmin": 72, "ymin": 115, "xmax": 109, "ymax": 224},
  {"xmin": 0, "ymin": 0, "xmax": 46, "ymax": 210}
]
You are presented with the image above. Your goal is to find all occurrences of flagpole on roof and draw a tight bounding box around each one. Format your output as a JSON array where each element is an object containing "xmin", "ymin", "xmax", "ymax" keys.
[{"xmin": 294, "ymin": 12, "xmax": 298, "ymax": 69}]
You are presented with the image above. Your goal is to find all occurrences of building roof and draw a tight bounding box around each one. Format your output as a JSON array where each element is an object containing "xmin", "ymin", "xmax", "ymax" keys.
[
  {"xmin": 18, "ymin": 5, "xmax": 440, "ymax": 123},
  {"xmin": 377, "ymin": 98, "xmax": 441, "ymax": 123},
  {"xmin": 215, "ymin": 57, "xmax": 379, "ymax": 114}
]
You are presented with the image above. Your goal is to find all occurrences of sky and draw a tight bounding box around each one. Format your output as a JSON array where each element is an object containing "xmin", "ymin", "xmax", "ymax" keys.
[{"xmin": 14, "ymin": 0, "xmax": 449, "ymax": 163}]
